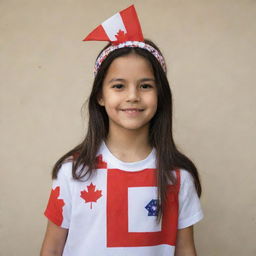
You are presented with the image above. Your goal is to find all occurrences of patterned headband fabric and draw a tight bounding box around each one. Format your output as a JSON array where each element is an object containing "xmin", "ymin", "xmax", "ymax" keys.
[
  {"xmin": 83, "ymin": 5, "xmax": 166, "ymax": 75},
  {"xmin": 94, "ymin": 41, "xmax": 167, "ymax": 76}
]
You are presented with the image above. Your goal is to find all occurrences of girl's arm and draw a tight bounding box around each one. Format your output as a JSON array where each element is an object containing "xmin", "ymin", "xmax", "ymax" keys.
[
  {"xmin": 174, "ymin": 226, "xmax": 197, "ymax": 256},
  {"xmin": 40, "ymin": 220, "xmax": 68, "ymax": 256}
]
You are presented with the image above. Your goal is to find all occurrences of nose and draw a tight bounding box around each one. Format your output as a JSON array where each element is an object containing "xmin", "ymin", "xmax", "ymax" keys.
[{"xmin": 126, "ymin": 85, "xmax": 140, "ymax": 102}]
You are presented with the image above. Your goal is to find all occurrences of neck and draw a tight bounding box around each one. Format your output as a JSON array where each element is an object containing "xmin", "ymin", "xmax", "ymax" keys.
[{"xmin": 105, "ymin": 126, "xmax": 152, "ymax": 162}]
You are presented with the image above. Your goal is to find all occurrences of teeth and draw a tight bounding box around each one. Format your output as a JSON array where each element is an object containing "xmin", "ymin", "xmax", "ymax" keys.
[
  {"xmin": 123, "ymin": 110, "xmax": 141, "ymax": 112},
  {"xmin": 122, "ymin": 109, "xmax": 143, "ymax": 111}
]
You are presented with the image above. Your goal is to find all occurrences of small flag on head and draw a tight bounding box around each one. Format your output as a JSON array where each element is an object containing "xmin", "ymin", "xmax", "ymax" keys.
[{"xmin": 83, "ymin": 5, "xmax": 144, "ymax": 45}]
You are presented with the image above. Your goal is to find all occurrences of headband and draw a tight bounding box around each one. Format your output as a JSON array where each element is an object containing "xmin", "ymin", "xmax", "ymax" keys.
[
  {"xmin": 83, "ymin": 5, "xmax": 166, "ymax": 75},
  {"xmin": 94, "ymin": 41, "xmax": 166, "ymax": 76}
]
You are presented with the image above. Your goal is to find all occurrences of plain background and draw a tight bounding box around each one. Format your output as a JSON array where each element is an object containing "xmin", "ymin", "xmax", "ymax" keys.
[{"xmin": 1, "ymin": 0, "xmax": 255, "ymax": 255}]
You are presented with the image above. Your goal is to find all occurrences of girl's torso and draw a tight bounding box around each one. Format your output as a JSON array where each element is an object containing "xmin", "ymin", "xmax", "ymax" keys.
[{"xmin": 44, "ymin": 141, "xmax": 203, "ymax": 256}]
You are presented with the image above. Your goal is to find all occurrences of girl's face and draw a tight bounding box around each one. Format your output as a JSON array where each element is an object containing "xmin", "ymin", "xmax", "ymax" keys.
[{"xmin": 98, "ymin": 53, "xmax": 158, "ymax": 134}]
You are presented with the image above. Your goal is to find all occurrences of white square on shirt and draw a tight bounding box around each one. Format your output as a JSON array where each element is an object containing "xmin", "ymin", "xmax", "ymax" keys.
[{"xmin": 128, "ymin": 187, "xmax": 162, "ymax": 232}]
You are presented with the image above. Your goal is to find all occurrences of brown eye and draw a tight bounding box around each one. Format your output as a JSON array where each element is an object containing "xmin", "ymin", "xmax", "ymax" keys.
[
  {"xmin": 112, "ymin": 84, "xmax": 124, "ymax": 89},
  {"xmin": 140, "ymin": 84, "xmax": 153, "ymax": 89}
]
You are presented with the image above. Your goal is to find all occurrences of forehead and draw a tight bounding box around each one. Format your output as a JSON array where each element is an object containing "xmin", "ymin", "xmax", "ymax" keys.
[{"xmin": 104, "ymin": 53, "xmax": 154, "ymax": 80}]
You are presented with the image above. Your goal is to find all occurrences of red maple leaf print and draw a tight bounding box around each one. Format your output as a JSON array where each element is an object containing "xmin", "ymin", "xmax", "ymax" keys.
[
  {"xmin": 96, "ymin": 154, "xmax": 107, "ymax": 169},
  {"xmin": 80, "ymin": 183, "xmax": 102, "ymax": 209},
  {"xmin": 114, "ymin": 29, "xmax": 128, "ymax": 44},
  {"xmin": 45, "ymin": 186, "xmax": 65, "ymax": 226}
]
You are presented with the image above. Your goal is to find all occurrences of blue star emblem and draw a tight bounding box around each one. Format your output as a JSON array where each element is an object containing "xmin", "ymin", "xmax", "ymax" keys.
[{"xmin": 145, "ymin": 199, "xmax": 159, "ymax": 216}]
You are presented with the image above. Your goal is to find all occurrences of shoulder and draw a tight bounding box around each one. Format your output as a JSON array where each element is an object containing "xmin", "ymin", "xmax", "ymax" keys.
[
  {"xmin": 175, "ymin": 169, "xmax": 198, "ymax": 198},
  {"xmin": 55, "ymin": 161, "xmax": 73, "ymax": 181},
  {"xmin": 51, "ymin": 162, "xmax": 75, "ymax": 195},
  {"xmin": 172, "ymin": 169, "xmax": 195, "ymax": 189},
  {"xmin": 55, "ymin": 160, "xmax": 89, "ymax": 182},
  {"xmin": 179, "ymin": 169, "xmax": 195, "ymax": 187}
]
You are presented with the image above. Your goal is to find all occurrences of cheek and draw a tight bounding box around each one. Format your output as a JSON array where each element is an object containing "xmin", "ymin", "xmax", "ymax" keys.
[
  {"xmin": 103, "ymin": 100, "xmax": 119, "ymax": 115},
  {"xmin": 104, "ymin": 92, "xmax": 121, "ymax": 107}
]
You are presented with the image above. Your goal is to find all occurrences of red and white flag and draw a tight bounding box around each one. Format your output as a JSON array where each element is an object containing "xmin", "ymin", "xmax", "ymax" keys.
[{"xmin": 83, "ymin": 5, "xmax": 144, "ymax": 44}]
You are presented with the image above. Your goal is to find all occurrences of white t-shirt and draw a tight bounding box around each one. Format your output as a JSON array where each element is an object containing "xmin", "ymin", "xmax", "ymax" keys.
[{"xmin": 44, "ymin": 141, "xmax": 203, "ymax": 256}]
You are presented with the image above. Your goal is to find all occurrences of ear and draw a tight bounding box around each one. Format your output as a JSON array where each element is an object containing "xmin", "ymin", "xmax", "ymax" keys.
[{"xmin": 97, "ymin": 97, "xmax": 105, "ymax": 106}]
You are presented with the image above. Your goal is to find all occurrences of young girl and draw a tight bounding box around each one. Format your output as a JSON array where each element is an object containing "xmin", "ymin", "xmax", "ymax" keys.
[{"xmin": 40, "ymin": 5, "xmax": 203, "ymax": 256}]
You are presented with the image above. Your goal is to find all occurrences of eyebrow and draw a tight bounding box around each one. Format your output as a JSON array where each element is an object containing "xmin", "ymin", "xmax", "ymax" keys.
[{"xmin": 108, "ymin": 78, "xmax": 156, "ymax": 83}]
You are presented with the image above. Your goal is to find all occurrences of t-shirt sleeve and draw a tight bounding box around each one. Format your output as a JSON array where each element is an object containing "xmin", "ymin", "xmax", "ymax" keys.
[
  {"xmin": 178, "ymin": 169, "xmax": 204, "ymax": 229},
  {"xmin": 44, "ymin": 162, "xmax": 73, "ymax": 229}
]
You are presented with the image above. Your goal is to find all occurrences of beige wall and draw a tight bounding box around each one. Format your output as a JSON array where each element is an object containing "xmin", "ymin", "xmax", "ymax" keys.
[{"xmin": 1, "ymin": 0, "xmax": 255, "ymax": 255}]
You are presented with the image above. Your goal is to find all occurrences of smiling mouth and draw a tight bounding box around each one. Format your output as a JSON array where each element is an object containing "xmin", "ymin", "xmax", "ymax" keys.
[{"xmin": 121, "ymin": 108, "xmax": 144, "ymax": 112}]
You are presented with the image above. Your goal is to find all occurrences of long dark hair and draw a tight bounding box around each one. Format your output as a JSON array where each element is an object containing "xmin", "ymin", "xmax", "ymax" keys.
[{"xmin": 52, "ymin": 39, "xmax": 202, "ymax": 219}]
